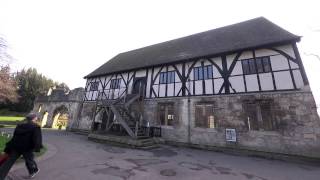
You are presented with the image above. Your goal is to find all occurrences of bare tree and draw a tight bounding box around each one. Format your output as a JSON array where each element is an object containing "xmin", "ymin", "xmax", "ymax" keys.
[
  {"xmin": 0, "ymin": 37, "xmax": 18, "ymax": 103},
  {"xmin": 304, "ymin": 52, "xmax": 320, "ymax": 62}
]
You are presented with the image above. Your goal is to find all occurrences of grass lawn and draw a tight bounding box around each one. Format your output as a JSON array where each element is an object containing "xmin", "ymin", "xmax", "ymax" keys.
[
  {"xmin": 0, "ymin": 135, "xmax": 9, "ymax": 152},
  {"xmin": 0, "ymin": 116, "xmax": 24, "ymax": 121},
  {"xmin": 0, "ymin": 134, "xmax": 46, "ymax": 160},
  {"xmin": 0, "ymin": 116, "xmax": 24, "ymax": 127}
]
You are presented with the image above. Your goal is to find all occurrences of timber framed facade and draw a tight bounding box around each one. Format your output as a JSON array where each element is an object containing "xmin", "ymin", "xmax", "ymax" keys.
[
  {"xmin": 74, "ymin": 17, "xmax": 320, "ymax": 158},
  {"xmin": 84, "ymin": 43, "xmax": 307, "ymax": 100}
]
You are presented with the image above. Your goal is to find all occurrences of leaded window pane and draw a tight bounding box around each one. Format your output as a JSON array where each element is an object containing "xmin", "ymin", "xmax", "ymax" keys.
[
  {"xmin": 242, "ymin": 60, "xmax": 250, "ymax": 75},
  {"xmin": 194, "ymin": 67, "xmax": 199, "ymax": 80},
  {"xmin": 248, "ymin": 59, "xmax": 256, "ymax": 74},
  {"xmin": 170, "ymin": 71, "xmax": 175, "ymax": 83},
  {"xmin": 207, "ymin": 66, "xmax": 213, "ymax": 78},
  {"xmin": 198, "ymin": 67, "xmax": 204, "ymax": 80},
  {"xmin": 256, "ymin": 58, "xmax": 264, "ymax": 73},
  {"xmin": 203, "ymin": 66, "xmax": 208, "ymax": 79},
  {"xmin": 160, "ymin": 72, "xmax": 167, "ymax": 84},
  {"xmin": 262, "ymin": 57, "xmax": 271, "ymax": 72},
  {"xmin": 110, "ymin": 79, "xmax": 120, "ymax": 89}
]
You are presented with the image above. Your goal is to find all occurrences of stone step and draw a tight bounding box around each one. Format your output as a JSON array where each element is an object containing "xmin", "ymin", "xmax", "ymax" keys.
[
  {"xmin": 138, "ymin": 144, "xmax": 159, "ymax": 150},
  {"xmin": 88, "ymin": 133, "xmax": 159, "ymax": 149},
  {"xmin": 137, "ymin": 135, "xmax": 150, "ymax": 139},
  {"xmin": 139, "ymin": 141, "xmax": 155, "ymax": 147},
  {"xmin": 139, "ymin": 138, "xmax": 154, "ymax": 143}
]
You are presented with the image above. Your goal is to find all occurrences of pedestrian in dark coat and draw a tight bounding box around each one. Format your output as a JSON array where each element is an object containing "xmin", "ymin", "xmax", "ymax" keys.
[{"xmin": 0, "ymin": 113, "xmax": 43, "ymax": 179}]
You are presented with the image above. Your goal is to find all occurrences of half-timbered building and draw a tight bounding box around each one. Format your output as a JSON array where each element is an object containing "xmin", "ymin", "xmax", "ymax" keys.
[{"xmin": 76, "ymin": 17, "xmax": 320, "ymax": 158}]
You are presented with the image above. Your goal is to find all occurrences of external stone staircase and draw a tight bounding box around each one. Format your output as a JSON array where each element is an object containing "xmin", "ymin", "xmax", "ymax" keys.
[{"xmin": 89, "ymin": 91, "xmax": 160, "ymax": 149}]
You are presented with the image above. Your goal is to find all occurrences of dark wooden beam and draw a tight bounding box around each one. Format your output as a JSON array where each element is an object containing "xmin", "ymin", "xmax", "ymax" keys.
[{"xmin": 292, "ymin": 43, "xmax": 309, "ymax": 85}]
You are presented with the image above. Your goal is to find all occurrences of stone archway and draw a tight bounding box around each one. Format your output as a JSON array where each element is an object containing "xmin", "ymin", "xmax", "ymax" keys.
[
  {"xmin": 41, "ymin": 111, "xmax": 49, "ymax": 127},
  {"xmin": 52, "ymin": 105, "xmax": 69, "ymax": 130}
]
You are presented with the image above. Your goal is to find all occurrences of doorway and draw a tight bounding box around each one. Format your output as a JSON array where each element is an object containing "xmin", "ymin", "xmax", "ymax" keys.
[{"xmin": 132, "ymin": 77, "xmax": 146, "ymax": 96}]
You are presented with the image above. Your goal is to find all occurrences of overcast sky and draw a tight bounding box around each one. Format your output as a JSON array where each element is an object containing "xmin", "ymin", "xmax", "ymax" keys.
[{"xmin": 0, "ymin": 0, "xmax": 319, "ymax": 109}]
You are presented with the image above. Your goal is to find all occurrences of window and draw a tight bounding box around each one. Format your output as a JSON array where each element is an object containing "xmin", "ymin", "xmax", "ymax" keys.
[
  {"xmin": 248, "ymin": 59, "xmax": 256, "ymax": 74},
  {"xmin": 243, "ymin": 101, "xmax": 277, "ymax": 131},
  {"xmin": 90, "ymin": 82, "xmax": 99, "ymax": 91},
  {"xmin": 159, "ymin": 71, "xmax": 175, "ymax": 84},
  {"xmin": 195, "ymin": 103, "xmax": 217, "ymax": 128},
  {"xmin": 242, "ymin": 57, "xmax": 271, "ymax": 75},
  {"xmin": 194, "ymin": 65, "xmax": 213, "ymax": 80},
  {"xmin": 158, "ymin": 103, "xmax": 174, "ymax": 126},
  {"xmin": 262, "ymin": 57, "xmax": 271, "ymax": 72},
  {"xmin": 110, "ymin": 79, "xmax": 121, "ymax": 89}
]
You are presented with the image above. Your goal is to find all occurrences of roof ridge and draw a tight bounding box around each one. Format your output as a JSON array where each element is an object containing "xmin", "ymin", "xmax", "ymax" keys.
[{"xmin": 85, "ymin": 17, "xmax": 300, "ymax": 78}]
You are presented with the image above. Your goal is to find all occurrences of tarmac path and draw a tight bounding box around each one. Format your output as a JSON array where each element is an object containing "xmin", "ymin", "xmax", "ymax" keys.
[{"xmin": 3, "ymin": 129, "xmax": 320, "ymax": 180}]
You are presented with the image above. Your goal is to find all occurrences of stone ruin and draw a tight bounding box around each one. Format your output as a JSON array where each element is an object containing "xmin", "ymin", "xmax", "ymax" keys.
[{"xmin": 31, "ymin": 87, "xmax": 85, "ymax": 130}]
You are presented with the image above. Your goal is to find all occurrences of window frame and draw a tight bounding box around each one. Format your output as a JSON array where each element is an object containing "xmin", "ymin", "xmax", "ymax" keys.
[
  {"xmin": 195, "ymin": 102, "xmax": 217, "ymax": 129},
  {"xmin": 158, "ymin": 103, "xmax": 175, "ymax": 126},
  {"xmin": 159, "ymin": 71, "xmax": 175, "ymax": 84},
  {"xmin": 241, "ymin": 56, "xmax": 271, "ymax": 75},
  {"xmin": 193, "ymin": 65, "xmax": 213, "ymax": 80},
  {"xmin": 243, "ymin": 100, "xmax": 277, "ymax": 131},
  {"xmin": 110, "ymin": 79, "xmax": 121, "ymax": 89},
  {"xmin": 90, "ymin": 82, "xmax": 99, "ymax": 91}
]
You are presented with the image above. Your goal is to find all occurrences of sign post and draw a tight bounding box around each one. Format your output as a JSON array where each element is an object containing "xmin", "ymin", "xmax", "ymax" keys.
[{"xmin": 225, "ymin": 128, "xmax": 237, "ymax": 142}]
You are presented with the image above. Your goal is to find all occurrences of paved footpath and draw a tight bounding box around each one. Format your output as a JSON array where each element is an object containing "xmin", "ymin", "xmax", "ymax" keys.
[{"xmin": 3, "ymin": 129, "xmax": 320, "ymax": 180}]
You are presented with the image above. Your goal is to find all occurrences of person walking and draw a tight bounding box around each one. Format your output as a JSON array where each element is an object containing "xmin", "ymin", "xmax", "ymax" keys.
[{"xmin": 0, "ymin": 113, "xmax": 43, "ymax": 179}]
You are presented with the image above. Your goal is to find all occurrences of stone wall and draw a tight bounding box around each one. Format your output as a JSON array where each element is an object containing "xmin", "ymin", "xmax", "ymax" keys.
[
  {"xmin": 143, "ymin": 90, "xmax": 320, "ymax": 158},
  {"xmin": 74, "ymin": 102, "xmax": 96, "ymax": 130},
  {"xmin": 35, "ymin": 86, "xmax": 320, "ymax": 158},
  {"xmin": 32, "ymin": 87, "xmax": 85, "ymax": 130}
]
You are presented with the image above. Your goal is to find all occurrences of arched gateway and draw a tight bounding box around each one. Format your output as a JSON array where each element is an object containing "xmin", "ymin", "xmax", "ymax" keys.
[{"xmin": 31, "ymin": 87, "xmax": 84, "ymax": 130}]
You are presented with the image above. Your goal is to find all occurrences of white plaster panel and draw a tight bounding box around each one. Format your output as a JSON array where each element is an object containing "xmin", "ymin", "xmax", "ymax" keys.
[
  {"xmin": 167, "ymin": 84, "xmax": 174, "ymax": 97},
  {"xmin": 85, "ymin": 92, "xmax": 90, "ymax": 101},
  {"xmin": 195, "ymin": 81, "xmax": 202, "ymax": 95},
  {"xmin": 92, "ymin": 91, "xmax": 98, "ymax": 100},
  {"xmin": 274, "ymin": 71, "xmax": 294, "ymax": 90},
  {"xmin": 210, "ymin": 57, "xmax": 222, "ymax": 69},
  {"xmin": 290, "ymin": 61, "xmax": 299, "ymax": 69},
  {"xmin": 187, "ymin": 81, "xmax": 193, "ymax": 95},
  {"xmin": 168, "ymin": 65, "xmax": 174, "ymax": 71},
  {"xmin": 255, "ymin": 49, "xmax": 278, "ymax": 57},
  {"xmin": 152, "ymin": 85, "xmax": 158, "ymax": 98},
  {"xmin": 189, "ymin": 68, "xmax": 194, "ymax": 80},
  {"xmin": 214, "ymin": 78, "xmax": 224, "ymax": 94},
  {"xmin": 103, "ymin": 90, "xmax": 110, "ymax": 99},
  {"xmin": 175, "ymin": 73, "xmax": 181, "ymax": 83},
  {"xmin": 226, "ymin": 53, "xmax": 237, "ymax": 68},
  {"xmin": 229, "ymin": 76, "xmax": 245, "ymax": 92},
  {"xmin": 98, "ymin": 77, "xmax": 105, "ymax": 91},
  {"xmin": 205, "ymin": 80, "xmax": 213, "ymax": 94},
  {"xmin": 275, "ymin": 44, "xmax": 296, "ymax": 58},
  {"xmin": 119, "ymin": 88, "xmax": 126, "ymax": 97},
  {"xmin": 270, "ymin": 55, "xmax": 289, "ymax": 71},
  {"xmin": 175, "ymin": 83, "xmax": 182, "ymax": 96},
  {"xmin": 239, "ymin": 51, "xmax": 253, "ymax": 60},
  {"xmin": 203, "ymin": 59, "xmax": 212, "ymax": 66},
  {"xmin": 212, "ymin": 65, "xmax": 222, "ymax": 78},
  {"xmin": 245, "ymin": 75, "xmax": 259, "ymax": 92},
  {"xmin": 176, "ymin": 63, "xmax": 183, "ymax": 74},
  {"xmin": 120, "ymin": 78, "xmax": 125, "ymax": 89},
  {"xmin": 135, "ymin": 69, "xmax": 147, "ymax": 77},
  {"xmin": 231, "ymin": 61, "xmax": 243, "ymax": 75},
  {"xmin": 159, "ymin": 84, "xmax": 166, "ymax": 97},
  {"xmin": 293, "ymin": 70, "xmax": 304, "ymax": 88},
  {"xmin": 194, "ymin": 60, "xmax": 202, "ymax": 67},
  {"xmin": 88, "ymin": 91, "xmax": 92, "ymax": 100},
  {"xmin": 153, "ymin": 67, "xmax": 161, "ymax": 84},
  {"xmin": 259, "ymin": 73, "xmax": 274, "ymax": 91}
]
